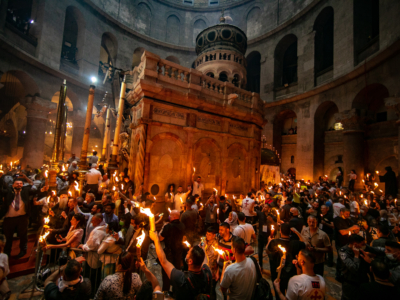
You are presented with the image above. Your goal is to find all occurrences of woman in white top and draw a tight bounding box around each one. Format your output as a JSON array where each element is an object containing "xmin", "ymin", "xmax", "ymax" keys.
[
  {"xmin": 44, "ymin": 213, "xmax": 85, "ymax": 250},
  {"xmin": 164, "ymin": 183, "xmax": 175, "ymax": 209},
  {"xmin": 224, "ymin": 212, "xmax": 238, "ymax": 233},
  {"xmin": 98, "ymin": 222, "xmax": 122, "ymax": 278},
  {"xmin": 348, "ymin": 169, "xmax": 357, "ymax": 192}
]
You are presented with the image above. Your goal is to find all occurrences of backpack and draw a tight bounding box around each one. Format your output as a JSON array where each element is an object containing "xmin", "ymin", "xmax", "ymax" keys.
[
  {"xmin": 183, "ymin": 266, "xmax": 212, "ymax": 300},
  {"xmin": 249, "ymin": 256, "xmax": 273, "ymax": 300}
]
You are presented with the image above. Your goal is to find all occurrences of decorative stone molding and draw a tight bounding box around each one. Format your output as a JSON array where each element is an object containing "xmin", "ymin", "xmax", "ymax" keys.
[
  {"xmin": 385, "ymin": 97, "xmax": 400, "ymax": 119},
  {"xmin": 153, "ymin": 107, "xmax": 185, "ymax": 119},
  {"xmin": 334, "ymin": 109, "xmax": 364, "ymax": 132},
  {"xmin": 197, "ymin": 116, "xmax": 221, "ymax": 126}
]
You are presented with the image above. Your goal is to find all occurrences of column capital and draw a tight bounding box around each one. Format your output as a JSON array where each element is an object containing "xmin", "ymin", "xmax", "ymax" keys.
[
  {"xmin": 385, "ymin": 97, "xmax": 400, "ymax": 121},
  {"xmin": 69, "ymin": 110, "xmax": 86, "ymax": 127},
  {"xmin": 23, "ymin": 96, "xmax": 57, "ymax": 119},
  {"xmin": 334, "ymin": 109, "xmax": 364, "ymax": 132}
]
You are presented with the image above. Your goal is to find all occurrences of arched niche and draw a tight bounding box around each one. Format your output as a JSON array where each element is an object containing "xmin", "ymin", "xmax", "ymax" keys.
[
  {"xmin": 274, "ymin": 34, "xmax": 298, "ymax": 88},
  {"xmin": 136, "ymin": 2, "xmax": 152, "ymax": 35},
  {"xmin": 246, "ymin": 7, "xmax": 262, "ymax": 39},
  {"xmin": 193, "ymin": 19, "xmax": 207, "ymax": 46},
  {"xmin": 166, "ymin": 15, "xmax": 180, "ymax": 45},
  {"xmin": 99, "ymin": 32, "xmax": 118, "ymax": 79},
  {"xmin": 132, "ymin": 47, "xmax": 145, "ymax": 69},
  {"xmin": 313, "ymin": 101, "xmax": 339, "ymax": 179}
]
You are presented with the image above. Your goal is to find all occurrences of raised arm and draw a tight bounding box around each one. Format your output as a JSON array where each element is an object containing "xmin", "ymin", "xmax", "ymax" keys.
[
  {"xmin": 136, "ymin": 257, "xmax": 162, "ymax": 293},
  {"xmin": 149, "ymin": 231, "xmax": 175, "ymax": 278}
]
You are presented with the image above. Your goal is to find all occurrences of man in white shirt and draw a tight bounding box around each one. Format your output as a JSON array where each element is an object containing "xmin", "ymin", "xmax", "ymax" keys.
[
  {"xmin": 333, "ymin": 198, "xmax": 346, "ymax": 218},
  {"xmin": 73, "ymin": 200, "xmax": 105, "ymax": 243},
  {"xmin": 274, "ymin": 249, "xmax": 326, "ymax": 300},
  {"xmin": 98, "ymin": 174, "xmax": 109, "ymax": 193},
  {"xmin": 241, "ymin": 192, "xmax": 256, "ymax": 223},
  {"xmin": 233, "ymin": 212, "xmax": 256, "ymax": 244},
  {"xmin": 220, "ymin": 237, "xmax": 257, "ymax": 300},
  {"xmin": 173, "ymin": 186, "xmax": 191, "ymax": 211},
  {"xmin": 349, "ymin": 197, "xmax": 359, "ymax": 219},
  {"xmin": 78, "ymin": 215, "xmax": 107, "ymax": 269},
  {"xmin": 85, "ymin": 164, "xmax": 102, "ymax": 196},
  {"xmin": 192, "ymin": 174, "xmax": 204, "ymax": 199}
]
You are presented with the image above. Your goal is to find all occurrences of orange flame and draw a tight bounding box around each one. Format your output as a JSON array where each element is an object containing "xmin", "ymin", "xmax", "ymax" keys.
[
  {"xmin": 213, "ymin": 188, "xmax": 218, "ymax": 195},
  {"xmin": 168, "ymin": 208, "xmax": 171, "ymax": 213},
  {"xmin": 183, "ymin": 241, "xmax": 191, "ymax": 247},
  {"xmin": 140, "ymin": 207, "xmax": 154, "ymax": 217},
  {"xmin": 277, "ymin": 244, "xmax": 286, "ymax": 253},
  {"xmin": 213, "ymin": 246, "xmax": 224, "ymax": 256},
  {"xmin": 44, "ymin": 216, "xmax": 50, "ymax": 224},
  {"xmin": 136, "ymin": 230, "xmax": 146, "ymax": 247}
]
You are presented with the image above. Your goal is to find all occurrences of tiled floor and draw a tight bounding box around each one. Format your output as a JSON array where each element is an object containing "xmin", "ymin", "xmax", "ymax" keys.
[{"xmin": 8, "ymin": 244, "xmax": 342, "ymax": 300}]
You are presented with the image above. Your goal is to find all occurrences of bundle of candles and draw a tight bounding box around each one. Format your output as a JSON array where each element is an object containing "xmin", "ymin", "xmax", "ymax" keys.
[
  {"xmin": 39, "ymin": 216, "xmax": 51, "ymax": 245},
  {"xmin": 136, "ymin": 230, "xmax": 146, "ymax": 247},
  {"xmin": 276, "ymin": 244, "xmax": 287, "ymax": 280},
  {"xmin": 140, "ymin": 207, "xmax": 155, "ymax": 231},
  {"xmin": 213, "ymin": 246, "xmax": 231, "ymax": 263}
]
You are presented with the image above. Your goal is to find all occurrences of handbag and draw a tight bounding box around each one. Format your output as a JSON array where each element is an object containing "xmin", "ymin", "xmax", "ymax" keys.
[{"xmin": 249, "ymin": 256, "xmax": 273, "ymax": 300}]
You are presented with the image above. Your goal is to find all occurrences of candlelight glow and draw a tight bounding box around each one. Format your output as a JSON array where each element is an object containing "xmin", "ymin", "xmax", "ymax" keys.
[
  {"xmin": 62, "ymin": 165, "xmax": 65, "ymax": 172},
  {"xmin": 121, "ymin": 184, "xmax": 124, "ymax": 190},
  {"xmin": 277, "ymin": 244, "xmax": 286, "ymax": 253},
  {"xmin": 113, "ymin": 186, "xmax": 116, "ymax": 191},
  {"xmin": 271, "ymin": 225, "xmax": 274, "ymax": 231},
  {"xmin": 374, "ymin": 183, "xmax": 378, "ymax": 187},
  {"xmin": 140, "ymin": 207, "xmax": 154, "ymax": 217},
  {"xmin": 183, "ymin": 241, "xmax": 191, "ymax": 247},
  {"xmin": 213, "ymin": 246, "xmax": 224, "ymax": 256},
  {"xmin": 349, "ymin": 231, "xmax": 351, "ymax": 236},
  {"xmin": 379, "ymin": 189, "xmax": 383, "ymax": 193},
  {"xmin": 44, "ymin": 170, "xmax": 48, "ymax": 178},
  {"xmin": 74, "ymin": 181, "xmax": 79, "ymax": 189},
  {"xmin": 376, "ymin": 171, "xmax": 379, "ymax": 174},
  {"xmin": 362, "ymin": 180, "xmax": 365, "ymax": 183},
  {"xmin": 68, "ymin": 191, "xmax": 72, "ymax": 196},
  {"xmin": 213, "ymin": 188, "xmax": 218, "ymax": 195},
  {"xmin": 115, "ymin": 177, "xmax": 119, "ymax": 182},
  {"xmin": 52, "ymin": 190, "xmax": 55, "ymax": 196},
  {"xmin": 39, "ymin": 231, "xmax": 50, "ymax": 243},
  {"xmin": 44, "ymin": 216, "xmax": 50, "ymax": 224},
  {"xmin": 364, "ymin": 200, "xmax": 368, "ymax": 206},
  {"xmin": 217, "ymin": 208, "xmax": 219, "ymax": 214},
  {"xmin": 180, "ymin": 197, "xmax": 183, "ymax": 203},
  {"xmin": 168, "ymin": 208, "xmax": 171, "ymax": 213},
  {"xmin": 193, "ymin": 167, "xmax": 195, "ymax": 172},
  {"xmin": 370, "ymin": 191, "xmax": 375, "ymax": 194},
  {"xmin": 136, "ymin": 230, "xmax": 146, "ymax": 247}
]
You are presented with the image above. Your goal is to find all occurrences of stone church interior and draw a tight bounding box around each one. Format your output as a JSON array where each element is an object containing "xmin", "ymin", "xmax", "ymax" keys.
[{"xmin": 1, "ymin": 0, "xmax": 400, "ymax": 299}]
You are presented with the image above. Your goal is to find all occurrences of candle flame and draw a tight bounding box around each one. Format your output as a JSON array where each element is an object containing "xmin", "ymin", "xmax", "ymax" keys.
[
  {"xmin": 271, "ymin": 225, "xmax": 274, "ymax": 231},
  {"xmin": 140, "ymin": 207, "xmax": 154, "ymax": 217},
  {"xmin": 183, "ymin": 241, "xmax": 191, "ymax": 247},
  {"xmin": 39, "ymin": 231, "xmax": 50, "ymax": 243},
  {"xmin": 168, "ymin": 208, "xmax": 171, "ymax": 213},
  {"xmin": 213, "ymin": 188, "xmax": 218, "ymax": 195},
  {"xmin": 376, "ymin": 171, "xmax": 379, "ymax": 174},
  {"xmin": 364, "ymin": 200, "xmax": 368, "ymax": 206},
  {"xmin": 62, "ymin": 165, "xmax": 65, "ymax": 172},
  {"xmin": 217, "ymin": 208, "xmax": 219, "ymax": 214},
  {"xmin": 213, "ymin": 246, "xmax": 224, "ymax": 256},
  {"xmin": 371, "ymin": 191, "xmax": 375, "ymax": 194},
  {"xmin": 115, "ymin": 177, "xmax": 119, "ymax": 182},
  {"xmin": 113, "ymin": 186, "xmax": 116, "ymax": 191},
  {"xmin": 379, "ymin": 189, "xmax": 383, "ymax": 193},
  {"xmin": 44, "ymin": 216, "xmax": 50, "ymax": 224},
  {"xmin": 277, "ymin": 244, "xmax": 286, "ymax": 253},
  {"xmin": 180, "ymin": 197, "xmax": 182, "ymax": 203},
  {"xmin": 44, "ymin": 170, "xmax": 48, "ymax": 178},
  {"xmin": 349, "ymin": 231, "xmax": 351, "ymax": 236},
  {"xmin": 52, "ymin": 190, "xmax": 55, "ymax": 196},
  {"xmin": 225, "ymin": 194, "xmax": 228, "ymax": 198},
  {"xmin": 121, "ymin": 184, "xmax": 124, "ymax": 190},
  {"xmin": 68, "ymin": 191, "xmax": 72, "ymax": 196},
  {"xmin": 136, "ymin": 230, "xmax": 146, "ymax": 247},
  {"xmin": 74, "ymin": 181, "xmax": 79, "ymax": 189},
  {"xmin": 193, "ymin": 167, "xmax": 195, "ymax": 172},
  {"xmin": 374, "ymin": 183, "xmax": 378, "ymax": 187},
  {"xmin": 362, "ymin": 180, "xmax": 365, "ymax": 183}
]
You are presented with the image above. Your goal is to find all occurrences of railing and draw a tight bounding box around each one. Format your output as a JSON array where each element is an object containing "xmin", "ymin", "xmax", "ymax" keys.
[
  {"xmin": 126, "ymin": 50, "xmax": 263, "ymax": 116},
  {"xmin": 195, "ymin": 49, "xmax": 245, "ymax": 67}
]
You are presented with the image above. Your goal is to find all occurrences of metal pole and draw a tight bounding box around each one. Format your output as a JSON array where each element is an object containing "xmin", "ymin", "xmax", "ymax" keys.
[
  {"xmin": 49, "ymin": 80, "xmax": 67, "ymax": 187},
  {"xmin": 60, "ymin": 104, "xmax": 68, "ymax": 162},
  {"xmin": 108, "ymin": 76, "xmax": 126, "ymax": 170},
  {"xmin": 79, "ymin": 84, "xmax": 96, "ymax": 171},
  {"xmin": 101, "ymin": 108, "xmax": 111, "ymax": 163}
]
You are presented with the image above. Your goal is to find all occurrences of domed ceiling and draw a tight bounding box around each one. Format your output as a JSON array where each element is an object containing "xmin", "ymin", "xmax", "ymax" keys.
[{"xmin": 158, "ymin": 0, "xmax": 253, "ymax": 9}]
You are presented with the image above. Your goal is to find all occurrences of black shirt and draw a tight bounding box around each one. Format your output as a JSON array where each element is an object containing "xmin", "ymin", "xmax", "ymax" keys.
[
  {"xmin": 219, "ymin": 201, "xmax": 232, "ymax": 223},
  {"xmin": 160, "ymin": 219, "xmax": 185, "ymax": 256},
  {"xmin": 170, "ymin": 265, "xmax": 212, "ymax": 300},
  {"xmin": 280, "ymin": 204, "xmax": 292, "ymax": 222},
  {"xmin": 359, "ymin": 280, "xmax": 400, "ymax": 300},
  {"xmin": 334, "ymin": 217, "xmax": 354, "ymax": 247},
  {"xmin": 180, "ymin": 209, "xmax": 198, "ymax": 233},
  {"xmin": 256, "ymin": 210, "xmax": 276, "ymax": 239},
  {"xmin": 44, "ymin": 279, "xmax": 91, "ymax": 300},
  {"xmin": 320, "ymin": 213, "xmax": 333, "ymax": 235},
  {"xmin": 288, "ymin": 216, "xmax": 304, "ymax": 240},
  {"xmin": 267, "ymin": 238, "xmax": 305, "ymax": 279}
]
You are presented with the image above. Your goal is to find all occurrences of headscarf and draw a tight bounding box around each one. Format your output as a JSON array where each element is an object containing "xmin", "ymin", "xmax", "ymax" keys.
[{"xmin": 224, "ymin": 211, "xmax": 238, "ymax": 226}]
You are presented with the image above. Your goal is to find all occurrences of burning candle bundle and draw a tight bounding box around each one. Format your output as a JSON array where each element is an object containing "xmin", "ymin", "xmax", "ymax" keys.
[
  {"xmin": 374, "ymin": 183, "xmax": 378, "ymax": 188},
  {"xmin": 213, "ymin": 188, "xmax": 218, "ymax": 195},
  {"xmin": 121, "ymin": 184, "xmax": 124, "ymax": 190},
  {"xmin": 39, "ymin": 231, "xmax": 50, "ymax": 244},
  {"xmin": 68, "ymin": 191, "xmax": 72, "ymax": 197},
  {"xmin": 140, "ymin": 208, "xmax": 155, "ymax": 231},
  {"xmin": 74, "ymin": 181, "xmax": 79, "ymax": 193},
  {"xmin": 183, "ymin": 241, "xmax": 191, "ymax": 248},
  {"xmin": 115, "ymin": 177, "xmax": 119, "ymax": 182},
  {"xmin": 44, "ymin": 170, "xmax": 48, "ymax": 178},
  {"xmin": 277, "ymin": 245, "xmax": 287, "ymax": 280},
  {"xmin": 212, "ymin": 246, "xmax": 230, "ymax": 262},
  {"xmin": 136, "ymin": 230, "xmax": 146, "ymax": 247},
  {"xmin": 168, "ymin": 208, "xmax": 171, "ymax": 213}
]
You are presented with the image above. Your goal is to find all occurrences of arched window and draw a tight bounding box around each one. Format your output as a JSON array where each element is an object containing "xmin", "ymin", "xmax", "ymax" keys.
[
  {"xmin": 166, "ymin": 15, "xmax": 180, "ymax": 45},
  {"xmin": 132, "ymin": 47, "xmax": 145, "ymax": 69},
  {"xmin": 218, "ymin": 72, "xmax": 228, "ymax": 82},
  {"xmin": 232, "ymin": 74, "xmax": 240, "ymax": 87},
  {"xmin": 193, "ymin": 19, "xmax": 207, "ymax": 46},
  {"xmin": 274, "ymin": 34, "xmax": 298, "ymax": 88},
  {"xmin": 6, "ymin": 0, "xmax": 34, "ymax": 37},
  {"xmin": 246, "ymin": 51, "xmax": 261, "ymax": 93},
  {"xmin": 354, "ymin": 0, "xmax": 379, "ymax": 64},
  {"xmin": 99, "ymin": 33, "xmax": 118, "ymax": 80},
  {"xmin": 206, "ymin": 72, "xmax": 214, "ymax": 78},
  {"xmin": 136, "ymin": 3, "xmax": 151, "ymax": 35},
  {"xmin": 246, "ymin": 7, "xmax": 262, "ymax": 39},
  {"xmin": 60, "ymin": 7, "xmax": 85, "ymax": 73},
  {"xmin": 314, "ymin": 7, "xmax": 334, "ymax": 85}
]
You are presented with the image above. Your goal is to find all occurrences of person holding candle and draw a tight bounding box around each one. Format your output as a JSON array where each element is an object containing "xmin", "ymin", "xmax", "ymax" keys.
[
  {"xmin": 273, "ymin": 249, "xmax": 326, "ymax": 300},
  {"xmin": 180, "ymin": 198, "xmax": 199, "ymax": 245},
  {"xmin": 267, "ymin": 223, "xmax": 305, "ymax": 295},
  {"xmin": 256, "ymin": 203, "xmax": 276, "ymax": 271},
  {"xmin": 241, "ymin": 192, "xmax": 257, "ymax": 224},
  {"xmin": 192, "ymin": 174, "xmax": 205, "ymax": 200}
]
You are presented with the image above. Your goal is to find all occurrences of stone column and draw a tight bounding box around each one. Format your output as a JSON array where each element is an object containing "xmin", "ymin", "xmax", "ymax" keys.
[
  {"xmin": 70, "ymin": 110, "xmax": 86, "ymax": 159},
  {"xmin": 21, "ymin": 97, "xmax": 57, "ymax": 168},
  {"xmin": 385, "ymin": 96, "xmax": 400, "ymax": 195},
  {"xmin": 335, "ymin": 109, "xmax": 365, "ymax": 190}
]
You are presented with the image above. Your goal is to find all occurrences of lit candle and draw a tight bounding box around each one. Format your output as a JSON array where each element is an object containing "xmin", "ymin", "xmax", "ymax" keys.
[
  {"xmin": 168, "ymin": 208, "xmax": 171, "ymax": 213},
  {"xmin": 376, "ymin": 171, "xmax": 379, "ymax": 174},
  {"xmin": 276, "ymin": 210, "xmax": 280, "ymax": 223},
  {"xmin": 277, "ymin": 245, "xmax": 287, "ymax": 280},
  {"xmin": 121, "ymin": 184, "xmax": 124, "ymax": 190},
  {"xmin": 193, "ymin": 167, "xmax": 196, "ymax": 173},
  {"xmin": 136, "ymin": 230, "xmax": 145, "ymax": 247},
  {"xmin": 183, "ymin": 241, "xmax": 191, "ymax": 248},
  {"xmin": 44, "ymin": 170, "xmax": 48, "ymax": 178},
  {"xmin": 213, "ymin": 188, "xmax": 218, "ymax": 195},
  {"xmin": 271, "ymin": 225, "xmax": 275, "ymax": 236},
  {"xmin": 140, "ymin": 208, "xmax": 155, "ymax": 231}
]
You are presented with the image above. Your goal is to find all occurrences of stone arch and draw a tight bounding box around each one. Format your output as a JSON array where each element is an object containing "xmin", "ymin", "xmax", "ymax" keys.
[
  {"xmin": 166, "ymin": 15, "xmax": 180, "ymax": 45},
  {"xmin": 352, "ymin": 83, "xmax": 390, "ymax": 122},
  {"xmin": 61, "ymin": 6, "xmax": 86, "ymax": 72},
  {"xmin": 218, "ymin": 71, "xmax": 229, "ymax": 82},
  {"xmin": 246, "ymin": 51, "xmax": 261, "ymax": 93},
  {"xmin": 147, "ymin": 132, "xmax": 185, "ymax": 196},
  {"xmin": 132, "ymin": 47, "xmax": 145, "ymax": 69},
  {"xmin": 274, "ymin": 34, "xmax": 298, "ymax": 88},
  {"xmin": 246, "ymin": 6, "xmax": 262, "ymax": 39},
  {"xmin": 314, "ymin": 6, "xmax": 334, "ymax": 85},
  {"xmin": 193, "ymin": 18, "xmax": 207, "ymax": 46},
  {"xmin": 165, "ymin": 56, "xmax": 180, "ymax": 65},
  {"xmin": 136, "ymin": 2, "xmax": 152, "ymax": 35},
  {"xmin": 99, "ymin": 32, "xmax": 118, "ymax": 70},
  {"xmin": 193, "ymin": 137, "xmax": 222, "ymax": 192},
  {"xmin": 313, "ymin": 101, "xmax": 339, "ymax": 179},
  {"xmin": 273, "ymin": 109, "xmax": 297, "ymax": 175}
]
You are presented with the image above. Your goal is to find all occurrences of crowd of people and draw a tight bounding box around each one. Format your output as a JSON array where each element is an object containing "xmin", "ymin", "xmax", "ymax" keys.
[{"xmin": 0, "ymin": 158, "xmax": 400, "ymax": 300}]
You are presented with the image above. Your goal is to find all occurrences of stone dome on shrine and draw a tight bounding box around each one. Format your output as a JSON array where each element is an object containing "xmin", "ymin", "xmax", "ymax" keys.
[{"xmin": 194, "ymin": 13, "xmax": 248, "ymax": 88}]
